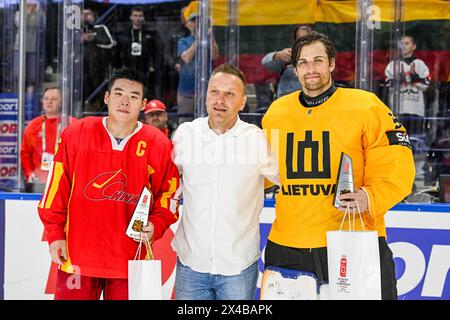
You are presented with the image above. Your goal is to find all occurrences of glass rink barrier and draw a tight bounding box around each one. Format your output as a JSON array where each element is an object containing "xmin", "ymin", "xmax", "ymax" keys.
[
  {"xmin": 0, "ymin": 0, "xmax": 449, "ymax": 200},
  {"xmin": 0, "ymin": 0, "xmax": 449, "ymax": 300},
  {"xmin": 0, "ymin": 193, "xmax": 449, "ymax": 300}
]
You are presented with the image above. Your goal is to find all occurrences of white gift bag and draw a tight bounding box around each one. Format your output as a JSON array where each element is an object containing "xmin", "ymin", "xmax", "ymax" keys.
[
  {"xmin": 326, "ymin": 204, "xmax": 382, "ymax": 300},
  {"xmin": 128, "ymin": 233, "xmax": 163, "ymax": 300}
]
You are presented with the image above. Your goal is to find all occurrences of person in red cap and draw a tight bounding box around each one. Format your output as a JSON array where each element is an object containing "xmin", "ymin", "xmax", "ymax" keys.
[{"xmin": 143, "ymin": 99, "xmax": 170, "ymax": 137}]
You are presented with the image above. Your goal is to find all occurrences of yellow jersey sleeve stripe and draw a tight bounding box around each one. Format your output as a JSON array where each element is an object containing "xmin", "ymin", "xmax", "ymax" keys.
[
  {"xmin": 39, "ymin": 159, "xmax": 57, "ymax": 209},
  {"xmin": 44, "ymin": 162, "xmax": 64, "ymax": 209},
  {"xmin": 160, "ymin": 178, "xmax": 177, "ymax": 209},
  {"xmin": 60, "ymin": 175, "xmax": 76, "ymax": 274}
]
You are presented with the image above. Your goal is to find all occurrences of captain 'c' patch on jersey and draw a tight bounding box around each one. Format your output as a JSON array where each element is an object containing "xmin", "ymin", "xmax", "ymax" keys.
[{"xmin": 136, "ymin": 140, "xmax": 147, "ymax": 157}]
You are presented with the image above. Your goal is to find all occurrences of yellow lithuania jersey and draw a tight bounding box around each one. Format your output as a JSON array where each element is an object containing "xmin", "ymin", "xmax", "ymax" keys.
[{"xmin": 262, "ymin": 88, "xmax": 415, "ymax": 248}]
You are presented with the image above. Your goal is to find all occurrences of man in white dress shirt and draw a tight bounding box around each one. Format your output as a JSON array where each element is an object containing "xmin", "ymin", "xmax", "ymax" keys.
[{"xmin": 171, "ymin": 64, "xmax": 279, "ymax": 300}]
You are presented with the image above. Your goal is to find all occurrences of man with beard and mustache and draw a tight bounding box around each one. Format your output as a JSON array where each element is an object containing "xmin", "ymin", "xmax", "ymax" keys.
[{"xmin": 261, "ymin": 32, "xmax": 415, "ymax": 300}]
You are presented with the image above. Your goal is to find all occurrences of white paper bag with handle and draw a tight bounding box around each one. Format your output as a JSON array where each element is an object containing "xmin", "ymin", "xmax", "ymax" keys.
[
  {"xmin": 128, "ymin": 233, "xmax": 163, "ymax": 300},
  {"xmin": 326, "ymin": 204, "xmax": 382, "ymax": 300}
]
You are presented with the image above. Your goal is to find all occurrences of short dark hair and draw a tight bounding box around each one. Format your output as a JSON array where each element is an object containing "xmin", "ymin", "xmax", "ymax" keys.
[
  {"xmin": 131, "ymin": 6, "xmax": 144, "ymax": 14},
  {"xmin": 402, "ymin": 34, "xmax": 415, "ymax": 44},
  {"xmin": 291, "ymin": 24, "xmax": 313, "ymax": 43},
  {"xmin": 211, "ymin": 64, "xmax": 246, "ymax": 87},
  {"xmin": 108, "ymin": 68, "xmax": 147, "ymax": 98},
  {"xmin": 291, "ymin": 31, "xmax": 336, "ymax": 67}
]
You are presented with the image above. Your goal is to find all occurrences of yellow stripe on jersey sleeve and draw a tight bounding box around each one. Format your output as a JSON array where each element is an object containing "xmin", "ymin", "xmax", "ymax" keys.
[
  {"xmin": 60, "ymin": 175, "xmax": 76, "ymax": 274},
  {"xmin": 160, "ymin": 178, "xmax": 177, "ymax": 209},
  {"xmin": 41, "ymin": 162, "xmax": 64, "ymax": 209}
]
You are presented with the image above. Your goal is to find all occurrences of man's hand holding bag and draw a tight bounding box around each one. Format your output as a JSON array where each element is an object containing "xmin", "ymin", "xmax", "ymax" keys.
[{"xmin": 326, "ymin": 203, "xmax": 382, "ymax": 300}]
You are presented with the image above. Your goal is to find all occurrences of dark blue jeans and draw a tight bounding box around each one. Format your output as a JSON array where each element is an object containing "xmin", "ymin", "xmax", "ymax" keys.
[{"xmin": 175, "ymin": 259, "xmax": 259, "ymax": 300}]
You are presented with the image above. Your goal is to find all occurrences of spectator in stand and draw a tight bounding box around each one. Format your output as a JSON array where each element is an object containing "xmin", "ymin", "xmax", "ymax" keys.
[
  {"xmin": 113, "ymin": 6, "xmax": 164, "ymax": 99},
  {"xmin": 143, "ymin": 99, "xmax": 175, "ymax": 138},
  {"xmin": 82, "ymin": 7, "xmax": 115, "ymax": 111},
  {"xmin": 262, "ymin": 24, "xmax": 313, "ymax": 99},
  {"xmin": 177, "ymin": 0, "xmax": 219, "ymax": 124},
  {"xmin": 163, "ymin": 6, "xmax": 190, "ymax": 109},
  {"xmin": 170, "ymin": 6, "xmax": 190, "ymax": 74},
  {"xmin": 20, "ymin": 87, "xmax": 77, "ymax": 186},
  {"xmin": 384, "ymin": 35, "xmax": 431, "ymax": 136}
]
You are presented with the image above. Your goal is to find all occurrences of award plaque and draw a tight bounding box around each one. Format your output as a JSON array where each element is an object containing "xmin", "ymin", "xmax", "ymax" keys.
[
  {"xmin": 333, "ymin": 153, "xmax": 354, "ymax": 208},
  {"xmin": 126, "ymin": 186, "xmax": 152, "ymax": 240}
]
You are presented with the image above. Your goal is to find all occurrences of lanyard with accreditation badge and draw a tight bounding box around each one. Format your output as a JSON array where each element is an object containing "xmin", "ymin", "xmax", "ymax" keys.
[
  {"xmin": 41, "ymin": 117, "xmax": 62, "ymax": 171},
  {"xmin": 131, "ymin": 28, "xmax": 142, "ymax": 56}
]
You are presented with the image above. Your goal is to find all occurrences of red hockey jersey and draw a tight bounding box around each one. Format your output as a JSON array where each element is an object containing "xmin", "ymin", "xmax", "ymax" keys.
[{"xmin": 38, "ymin": 117, "xmax": 181, "ymax": 278}]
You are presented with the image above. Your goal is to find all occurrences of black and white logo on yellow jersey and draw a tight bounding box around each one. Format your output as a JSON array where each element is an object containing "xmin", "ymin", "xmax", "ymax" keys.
[
  {"xmin": 286, "ymin": 131, "xmax": 331, "ymax": 179},
  {"xmin": 386, "ymin": 131, "xmax": 412, "ymax": 150}
]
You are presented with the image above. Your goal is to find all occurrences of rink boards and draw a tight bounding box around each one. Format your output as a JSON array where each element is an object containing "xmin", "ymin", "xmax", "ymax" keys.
[{"xmin": 0, "ymin": 194, "xmax": 449, "ymax": 300}]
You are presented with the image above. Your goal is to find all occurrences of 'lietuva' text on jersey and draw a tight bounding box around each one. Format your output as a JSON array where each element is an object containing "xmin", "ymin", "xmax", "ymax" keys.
[{"xmin": 262, "ymin": 88, "xmax": 415, "ymax": 248}]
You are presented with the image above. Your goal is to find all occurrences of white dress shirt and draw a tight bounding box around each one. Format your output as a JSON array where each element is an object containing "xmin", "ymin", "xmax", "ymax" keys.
[{"xmin": 171, "ymin": 117, "xmax": 279, "ymax": 275}]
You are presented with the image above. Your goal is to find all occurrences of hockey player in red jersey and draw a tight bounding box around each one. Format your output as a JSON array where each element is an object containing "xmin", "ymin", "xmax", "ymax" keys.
[{"xmin": 38, "ymin": 68, "xmax": 181, "ymax": 300}]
